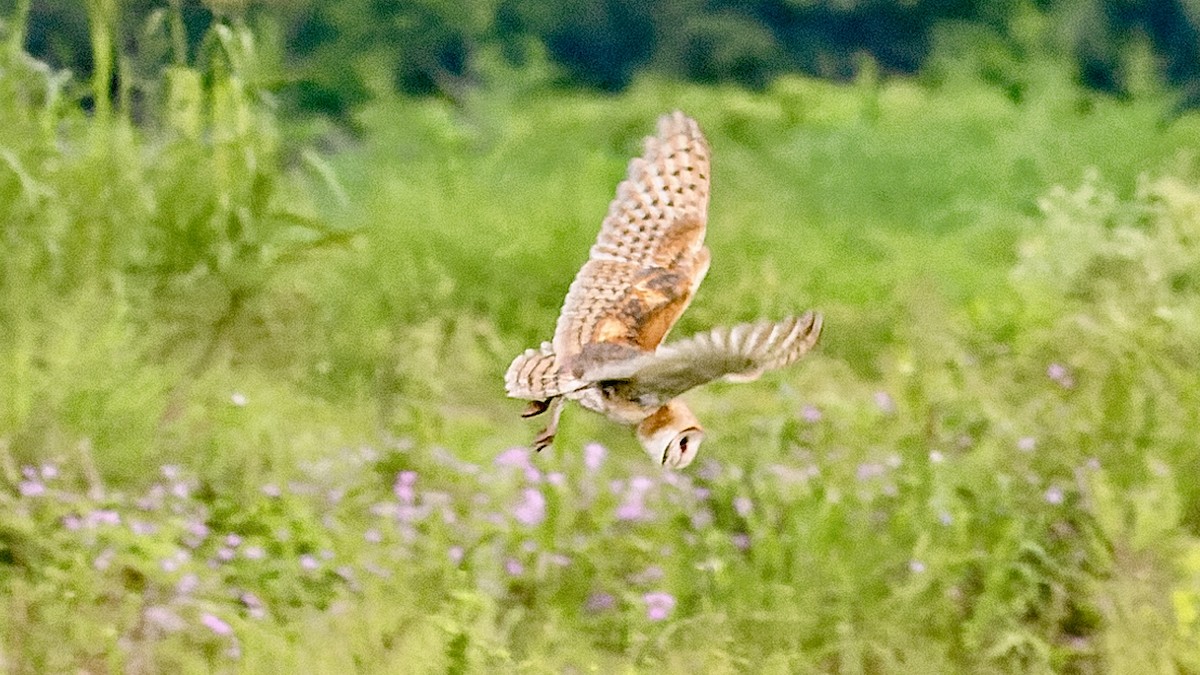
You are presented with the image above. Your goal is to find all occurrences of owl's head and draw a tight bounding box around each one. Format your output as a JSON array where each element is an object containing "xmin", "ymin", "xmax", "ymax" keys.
[{"xmin": 636, "ymin": 400, "xmax": 705, "ymax": 469}]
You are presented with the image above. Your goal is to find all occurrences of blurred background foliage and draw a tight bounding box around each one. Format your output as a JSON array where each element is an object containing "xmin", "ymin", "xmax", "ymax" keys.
[
  {"xmin": 3, "ymin": 0, "xmax": 1200, "ymax": 671},
  {"xmin": 12, "ymin": 0, "xmax": 1200, "ymax": 122}
]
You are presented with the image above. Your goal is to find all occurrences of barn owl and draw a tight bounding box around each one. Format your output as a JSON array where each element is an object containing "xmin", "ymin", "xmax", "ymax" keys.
[{"xmin": 505, "ymin": 111, "xmax": 823, "ymax": 468}]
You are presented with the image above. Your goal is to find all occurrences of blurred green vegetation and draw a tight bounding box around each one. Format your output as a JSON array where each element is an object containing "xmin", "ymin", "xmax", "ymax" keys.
[
  {"xmin": 2, "ymin": 3, "xmax": 1200, "ymax": 672},
  {"xmin": 12, "ymin": 0, "xmax": 1200, "ymax": 119}
]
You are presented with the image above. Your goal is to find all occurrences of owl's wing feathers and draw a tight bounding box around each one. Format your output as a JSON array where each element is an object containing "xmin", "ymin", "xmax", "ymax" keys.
[
  {"xmin": 504, "ymin": 342, "xmax": 587, "ymax": 400},
  {"xmin": 584, "ymin": 313, "xmax": 823, "ymax": 400},
  {"xmin": 552, "ymin": 112, "xmax": 712, "ymax": 375}
]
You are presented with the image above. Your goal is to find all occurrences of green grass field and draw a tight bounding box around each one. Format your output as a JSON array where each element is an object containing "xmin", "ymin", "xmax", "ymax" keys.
[{"xmin": 3, "ymin": 21, "xmax": 1200, "ymax": 673}]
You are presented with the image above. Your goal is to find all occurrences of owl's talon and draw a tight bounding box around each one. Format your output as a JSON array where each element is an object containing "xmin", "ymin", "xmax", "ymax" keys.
[
  {"xmin": 522, "ymin": 399, "xmax": 551, "ymax": 418},
  {"xmin": 530, "ymin": 398, "xmax": 565, "ymax": 452},
  {"xmin": 532, "ymin": 429, "xmax": 555, "ymax": 452}
]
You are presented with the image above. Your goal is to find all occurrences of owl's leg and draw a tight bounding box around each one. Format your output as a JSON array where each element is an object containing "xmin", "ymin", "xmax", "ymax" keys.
[{"xmin": 531, "ymin": 397, "xmax": 565, "ymax": 452}]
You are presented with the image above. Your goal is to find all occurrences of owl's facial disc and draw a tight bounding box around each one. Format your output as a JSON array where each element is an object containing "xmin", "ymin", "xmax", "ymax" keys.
[
  {"xmin": 636, "ymin": 401, "xmax": 703, "ymax": 469},
  {"xmin": 661, "ymin": 428, "xmax": 704, "ymax": 469}
]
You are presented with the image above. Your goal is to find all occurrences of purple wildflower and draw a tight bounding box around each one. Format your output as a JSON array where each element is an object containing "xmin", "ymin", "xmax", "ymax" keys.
[
  {"xmin": 631, "ymin": 565, "xmax": 665, "ymax": 584},
  {"xmin": 546, "ymin": 472, "xmax": 566, "ymax": 487},
  {"xmin": 130, "ymin": 520, "xmax": 157, "ymax": 536},
  {"xmin": 18, "ymin": 480, "xmax": 45, "ymax": 497},
  {"xmin": 505, "ymin": 558, "xmax": 524, "ymax": 576},
  {"xmin": 513, "ymin": 488, "xmax": 547, "ymax": 526},
  {"xmin": 733, "ymin": 496, "xmax": 753, "ymax": 518},
  {"xmin": 201, "ymin": 613, "xmax": 234, "ymax": 637},
  {"xmin": 585, "ymin": 592, "xmax": 616, "ymax": 613},
  {"xmin": 495, "ymin": 447, "xmax": 530, "ymax": 469},
  {"xmin": 615, "ymin": 495, "xmax": 647, "ymax": 521},
  {"xmin": 448, "ymin": 546, "xmax": 465, "ymax": 565},
  {"xmin": 393, "ymin": 471, "xmax": 417, "ymax": 502},
  {"xmin": 299, "ymin": 554, "xmax": 319, "ymax": 571},
  {"xmin": 801, "ymin": 404, "xmax": 823, "ymax": 423},
  {"xmin": 184, "ymin": 520, "xmax": 209, "ymax": 548},
  {"xmin": 732, "ymin": 533, "xmax": 751, "ymax": 551},
  {"xmin": 643, "ymin": 592, "xmax": 676, "ymax": 621},
  {"xmin": 242, "ymin": 545, "xmax": 266, "ymax": 561},
  {"xmin": 396, "ymin": 502, "xmax": 431, "ymax": 523},
  {"xmin": 909, "ymin": 559, "xmax": 927, "ymax": 574},
  {"xmin": 40, "ymin": 463, "xmax": 58, "ymax": 480},
  {"xmin": 87, "ymin": 509, "xmax": 121, "ymax": 527},
  {"xmin": 216, "ymin": 548, "xmax": 236, "ymax": 563},
  {"xmin": 240, "ymin": 592, "xmax": 266, "ymax": 620},
  {"xmin": 1047, "ymin": 363, "xmax": 1075, "ymax": 388},
  {"xmin": 1017, "ymin": 436, "xmax": 1037, "ymax": 452},
  {"xmin": 176, "ymin": 573, "xmax": 200, "ymax": 596},
  {"xmin": 137, "ymin": 485, "xmax": 165, "ymax": 511},
  {"xmin": 690, "ymin": 508, "xmax": 713, "ymax": 529},
  {"xmin": 584, "ymin": 443, "xmax": 606, "ymax": 471},
  {"xmin": 856, "ymin": 463, "xmax": 885, "ymax": 481},
  {"xmin": 161, "ymin": 551, "xmax": 189, "ymax": 573},
  {"xmin": 364, "ymin": 528, "xmax": 383, "ymax": 544},
  {"xmin": 696, "ymin": 460, "xmax": 722, "ymax": 481},
  {"xmin": 874, "ymin": 391, "xmax": 896, "ymax": 414},
  {"xmin": 1044, "ymin": 485, "xmax": 1065, "ymax": 505},
  {"xmin": 144, "ymin": 605, "xmax": 185, "ymax": 633}
]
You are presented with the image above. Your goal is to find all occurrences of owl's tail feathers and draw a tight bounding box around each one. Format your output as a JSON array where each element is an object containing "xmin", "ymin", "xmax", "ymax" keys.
[{"xmin": 505, "ymin": 343, "xmax": 579, "ymax": 401}]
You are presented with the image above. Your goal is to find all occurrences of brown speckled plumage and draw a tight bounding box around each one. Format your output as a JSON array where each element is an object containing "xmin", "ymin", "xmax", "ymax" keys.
[{"xmin": 504, "ymin": 112, "xmax": 823, "ymax": 468}]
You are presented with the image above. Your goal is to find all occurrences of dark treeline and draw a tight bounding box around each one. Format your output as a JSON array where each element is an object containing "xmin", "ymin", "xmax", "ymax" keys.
[{"xmin": 14, "ymin": 0, "xmax": 1200, "ymax": 118}]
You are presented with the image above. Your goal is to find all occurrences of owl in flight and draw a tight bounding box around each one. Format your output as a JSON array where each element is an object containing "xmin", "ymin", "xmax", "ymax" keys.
[{"xmin": 505, "ymin": 111, "xmax": 822, "ymax": 468}]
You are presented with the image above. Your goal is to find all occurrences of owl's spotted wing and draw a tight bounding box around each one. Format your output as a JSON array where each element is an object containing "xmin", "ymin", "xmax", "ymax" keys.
[
  {"xmin": 583, "ymin": 313, "xmax": 823, "ymax": 401},
  {"xmin": 505, "ymin": 342, "xmax": 584, "ymax": 400},
  {"xmin": 552, "ymin": 111, "xmax": 712, "ymax": 377}
]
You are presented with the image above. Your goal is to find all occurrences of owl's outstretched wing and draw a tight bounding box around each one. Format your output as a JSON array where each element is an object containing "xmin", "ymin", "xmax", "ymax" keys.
[
  {"xmin": 552, "ymin": 111, "xmax": 712, "ymax": 377},
  {"xmin": 505, "ymin": 342, "xmax": 584, "ymax": 400},
  {"xmin": 583, "ymin": 313, "xmax": 823, "ymax": 401}
]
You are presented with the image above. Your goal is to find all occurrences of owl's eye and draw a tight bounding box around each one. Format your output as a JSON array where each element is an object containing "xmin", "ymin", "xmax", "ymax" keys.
[{"xmin": 662, "ymin": 429, "xmax": 703, "ymax": 469}]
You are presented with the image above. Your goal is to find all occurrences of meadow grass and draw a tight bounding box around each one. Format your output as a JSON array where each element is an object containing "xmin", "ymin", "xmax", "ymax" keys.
[{"xmin": 2, "ymin": 19, "xmax": 1200, "ymax": 673}]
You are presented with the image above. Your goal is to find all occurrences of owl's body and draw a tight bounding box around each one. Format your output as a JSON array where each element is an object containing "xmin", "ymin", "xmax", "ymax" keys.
[{"xmin": 506, "ymin": 112, "xmax": 822, "ymax": 467}]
